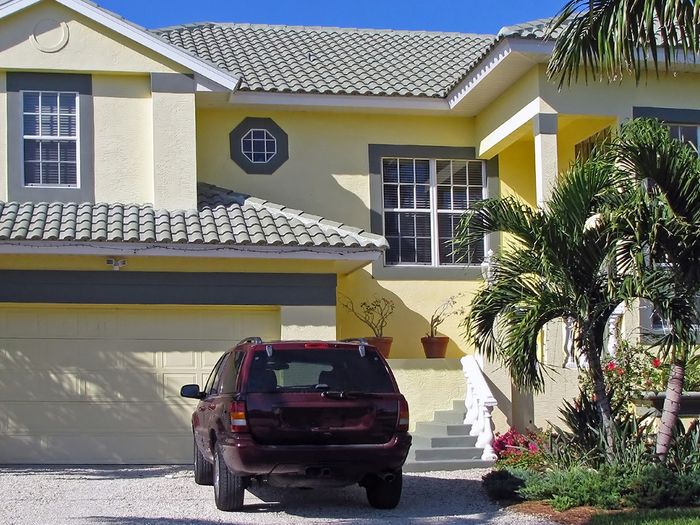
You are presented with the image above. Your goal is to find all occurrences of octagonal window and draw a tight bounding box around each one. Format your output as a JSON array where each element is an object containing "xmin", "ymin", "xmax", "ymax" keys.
[{"xmin": 241, "ymin": 128, "xmax": 277, "ymax": 164}]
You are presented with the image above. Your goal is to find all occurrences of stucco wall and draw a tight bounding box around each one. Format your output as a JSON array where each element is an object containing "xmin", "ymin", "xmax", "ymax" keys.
[{"xmin": 388, "ymin": 358, "xmax": 466, "ymax": 431}]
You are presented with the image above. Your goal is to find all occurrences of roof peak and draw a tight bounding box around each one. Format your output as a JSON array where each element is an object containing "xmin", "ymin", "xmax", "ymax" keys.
[{"xmin": 153, "ymin": 21, "xmax": 495, "ymax": 39}]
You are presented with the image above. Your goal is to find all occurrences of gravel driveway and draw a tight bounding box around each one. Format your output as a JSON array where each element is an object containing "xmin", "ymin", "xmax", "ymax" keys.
[{"xmin": 0, "ymin": 465, "xmax": 556, "ymax": 525}]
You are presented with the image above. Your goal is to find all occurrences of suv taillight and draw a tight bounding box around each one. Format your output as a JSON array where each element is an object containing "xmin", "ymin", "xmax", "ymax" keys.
[
  {"xmin": 397, "ymin": 397, "xmax": 409, "ymax": 432},
  {"xmin": 230, "ymin": 401, "xmax": 248, "ymax": 433}
]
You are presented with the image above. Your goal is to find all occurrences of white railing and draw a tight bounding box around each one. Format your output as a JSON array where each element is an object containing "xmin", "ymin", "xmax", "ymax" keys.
[{"xmin": 461, "ymin": 355, "xmax": 498, "ymax": 461}]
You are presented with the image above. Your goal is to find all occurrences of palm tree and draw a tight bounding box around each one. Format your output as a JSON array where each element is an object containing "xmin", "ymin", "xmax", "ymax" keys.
[
  {"xmin": 455, "ymin": 153, "xmax": 627, "ymax": 456},
  {"xmin": 608, "ymin": 119, "xmax": 700, "ymax": 459},
  {"xmin": 546, "ymin": 0, "xmax": 700, "ymax": 86}
]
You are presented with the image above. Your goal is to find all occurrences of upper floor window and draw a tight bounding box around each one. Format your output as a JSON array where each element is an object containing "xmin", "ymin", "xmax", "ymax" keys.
[
  {"xmin": 241, "ymin": 128, "xmax": 277, "ymax": 164},
  {"xmin": 382, "ymin": 157, "xmax": 485, "ymax": 266},
  {"xmin": 22, "ymin": 90, "xmax": 78, "ymax": 187}
]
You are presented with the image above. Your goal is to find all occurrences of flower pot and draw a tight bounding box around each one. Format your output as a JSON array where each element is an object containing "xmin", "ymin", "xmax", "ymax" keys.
[
  {"xmin": 365, "ymin": 336, "xmax": 393, "ymax": 358},
  {"xmin": 637, "ymin": 391, "xmax": 700, "ymax": 416},
  {"xmin": 421, "ymin": 336, "xmax": 449, "ymax": 358}
]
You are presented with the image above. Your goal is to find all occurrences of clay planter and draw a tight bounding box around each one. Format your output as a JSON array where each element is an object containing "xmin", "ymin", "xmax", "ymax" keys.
[
  {"xmin": 421, "ymin": 336, "xmax": 449, "ymax": 358},
  {"xmin": 365, "ymin": 336, "xmax": 393, "ymax": 358},
  {"xmin": 637, "ymin": 392, "xmax": 700, "ymax": 416}
]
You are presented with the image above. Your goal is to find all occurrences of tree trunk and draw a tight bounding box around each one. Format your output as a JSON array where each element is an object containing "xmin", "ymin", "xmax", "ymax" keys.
[
  {"xmin": 586, "ymin": 347, "xmax": 615, "ymax": 461},
  {"xmin": 655, "ymin": 359, "xmax": 685, "ymax": 460}
]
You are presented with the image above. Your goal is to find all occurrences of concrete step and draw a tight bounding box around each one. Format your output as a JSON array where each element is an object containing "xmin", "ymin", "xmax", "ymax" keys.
[
  {"xmin": 403, "ymin": 458, "xmax": 495, "ymax": 473},
  {"xmin": 432, "ymin": 409, "xmax": 466, "ymax": 424},
  {"xmin": 452, "ymin": 399, "xmax": 466, "ymax": 411},
  {"xmin": 411, "ymin": 434, "xmax": 478, "ymax": 449},
  {"xmin": 414, "ymin": 422, "xmax": 472, "ymax": 436},
  {"xmin": 414, "ymin": 446, "xmax": 483, "ymax": 461}
]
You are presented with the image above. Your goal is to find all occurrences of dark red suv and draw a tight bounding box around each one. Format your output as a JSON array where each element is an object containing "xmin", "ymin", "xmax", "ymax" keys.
[{"xmin": 180, "ymin": 338, "xmax": 412, "ymax": 511}]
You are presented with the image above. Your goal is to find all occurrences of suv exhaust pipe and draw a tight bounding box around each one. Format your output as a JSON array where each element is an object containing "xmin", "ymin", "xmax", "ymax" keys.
[{"xmin": 378, "ymin": 472, "xmax": 396, "ymax": 483}]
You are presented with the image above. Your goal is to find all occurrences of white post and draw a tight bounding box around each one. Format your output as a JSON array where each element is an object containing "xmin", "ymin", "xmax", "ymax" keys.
[
  {"xmin": 607, "ymin": 303, "xmax": 624, "ymax": 358},
  {"xmin": 533, "ymin": 113, "xmax": 559, "ymax": 208},
  {"xmin": 461, "ymin": 355, "xmax": 498, "ymax": 461},
  {"xmin": 563, "ymin": 317, "xmax": 577, "ymax": 369}
]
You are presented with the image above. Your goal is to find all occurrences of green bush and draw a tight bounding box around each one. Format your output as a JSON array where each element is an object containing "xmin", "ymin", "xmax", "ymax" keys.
[
  {"xmin": 625, "ymin": 466, "xmax": 700, "ymax": 508},
  {"xmin": 481, "ymin": 468, "xmax": 531, "ymax": 501}
]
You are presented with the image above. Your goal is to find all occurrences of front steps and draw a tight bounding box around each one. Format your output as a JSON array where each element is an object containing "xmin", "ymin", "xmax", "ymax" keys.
[{"xmin": 404, "ymin": 399, "xmax": 495, "ymax": 472}]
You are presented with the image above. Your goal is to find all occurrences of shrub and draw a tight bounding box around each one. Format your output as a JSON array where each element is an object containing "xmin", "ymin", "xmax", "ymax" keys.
[
  {"xmin": 493, "ymin": 427, "xmax": 547, "ymax": 471},
  {"xmin": 481, "ymin": 468, "xmax": 533, "ymax": 501},
  {"xmin": 624, "ymin": 465, "xmax": 700, "ymax": 508}
]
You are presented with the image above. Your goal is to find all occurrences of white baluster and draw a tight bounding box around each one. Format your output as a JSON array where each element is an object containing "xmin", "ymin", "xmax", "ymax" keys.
[
  {"xmin": 563, "ymin": 317, "xmax": 577, "ymax": 369},
  {"xmin": 477, "ymin": 406, "xmax": 497, "ymax": 461}
]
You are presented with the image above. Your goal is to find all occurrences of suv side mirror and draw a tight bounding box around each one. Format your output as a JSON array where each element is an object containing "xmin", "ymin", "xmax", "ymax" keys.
[{"xmin": 180, "ymin": 384, "xmax": 205, "ymax": 399}]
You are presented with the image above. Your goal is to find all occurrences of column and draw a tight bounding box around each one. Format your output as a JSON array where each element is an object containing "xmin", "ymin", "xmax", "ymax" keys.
[{"xmin": 532, "ymin": 113, "xmax": 559, "ymax": 207}]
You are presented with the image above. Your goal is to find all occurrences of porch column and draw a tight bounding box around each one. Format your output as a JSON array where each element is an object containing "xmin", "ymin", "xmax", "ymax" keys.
[
  {"xmin": 280, "ymin": 305, "xmax": 337, "ymax": 340},
  {"xmin": 533, "ymin": 113, "xmax": 559, "ymax": 207}
]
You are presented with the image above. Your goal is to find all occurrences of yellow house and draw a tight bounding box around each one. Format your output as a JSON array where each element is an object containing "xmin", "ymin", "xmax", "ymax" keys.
[{"xmin": 0, "ymin": 0, "xmax": 693, "ymax": 468}]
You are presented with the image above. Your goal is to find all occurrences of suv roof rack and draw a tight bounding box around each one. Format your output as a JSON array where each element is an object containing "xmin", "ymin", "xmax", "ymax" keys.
[
  {"xmin": 237, "ymin": 337, "xmax": 263, "ymax": 346},
  {"xmin": 340, "ymin": 337, "xmax": 368, "ymax": 344}
]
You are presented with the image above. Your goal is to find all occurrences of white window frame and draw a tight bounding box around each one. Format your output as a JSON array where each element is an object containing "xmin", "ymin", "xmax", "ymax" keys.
[
  {"xmin": 20, "ymin": 89, "xmax": 81, "ymax": 189},
  {"xmin": 381, "ymin": 157, "xmax": 488, "ymax": 267},
  {"xmin": 240, "ymin": 128, "xmax": 277, "ymax": 164}
]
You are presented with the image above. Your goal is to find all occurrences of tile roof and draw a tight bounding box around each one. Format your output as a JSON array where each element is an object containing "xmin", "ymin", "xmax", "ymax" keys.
[
  {"xmin": 497, "ymin": 18, "xmax": 562, "ymax": 40},
  {"xmin": 153, "ymin": 23, "xmax": 495, "ymax": 98},
  {"xmin": 0, "ymin": 183, "xmax": 387, "ymax": 251}
]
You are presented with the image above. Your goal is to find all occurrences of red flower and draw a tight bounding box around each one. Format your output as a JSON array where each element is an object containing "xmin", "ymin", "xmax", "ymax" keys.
[
  {"xmin": 616, "ymin": 367, "xmax": 624, "ymax": 376},
  {"xmin": 606, "ymin": 361, "xmax": 617, "ymax": 371},
  {"xmin": 652, "ymin": 357, "xmax": 661, "ymax": 368}
]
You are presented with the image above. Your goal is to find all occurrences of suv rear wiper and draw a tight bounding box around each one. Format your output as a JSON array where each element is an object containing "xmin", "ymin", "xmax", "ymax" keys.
[{"xmin": 321, "ymin": 391, "xmax": 379, "ymax": 400}]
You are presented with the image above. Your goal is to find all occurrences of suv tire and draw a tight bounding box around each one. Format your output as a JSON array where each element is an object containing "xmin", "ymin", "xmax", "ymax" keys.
[
  {"xmin": 213, "ymin": 443, "xmax": 245, "ymax": 511},
  {"xmin": 365, "ymin": 469, "xmax": 402, "ymax": 509},
  {"xmin": 193, "ymin": 436, "xmax": 213, "ymax": 486}
]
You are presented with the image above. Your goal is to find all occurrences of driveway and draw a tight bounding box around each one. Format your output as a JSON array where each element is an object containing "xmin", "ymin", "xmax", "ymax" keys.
[{"xmin": 0, "ymin": 466, "xmax": 556, "ymax": 525}]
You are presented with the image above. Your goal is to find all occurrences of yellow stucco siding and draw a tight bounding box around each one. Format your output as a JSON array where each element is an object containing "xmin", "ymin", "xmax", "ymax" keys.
[
  {"xmin": 197, "ymin": 108, "xmax": 475, "ymax": 228},
  {"xmin": 92, "ymin": 74, "xmax": 153, "ymax": 204},
  {"xmin": 0, "ymin": 70, "xmax": 6, "ymax": 201},
  {"xmin": 0, "ymin": 2, "xmax": 186, "ymax": 74}
]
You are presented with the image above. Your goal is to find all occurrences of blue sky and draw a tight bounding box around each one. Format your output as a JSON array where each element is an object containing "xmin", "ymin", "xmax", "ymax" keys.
[{"xmin": 97, "ymin": 0, "xmax": 565, "ymax": 34}]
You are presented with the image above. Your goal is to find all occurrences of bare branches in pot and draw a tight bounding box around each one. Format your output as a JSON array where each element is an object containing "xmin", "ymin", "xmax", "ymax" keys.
[
  {"xmin": 422, "ymin": 295, "xmax": 463, "ymax": 358},
  {"xmin": 339, "ymin": 293, "xmax": 395, "ymax": 358}
]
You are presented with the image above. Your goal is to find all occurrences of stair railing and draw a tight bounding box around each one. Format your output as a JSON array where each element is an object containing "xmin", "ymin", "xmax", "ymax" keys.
[{"xmin": 461, "ymin": 355, "xmax": 498, "ymax": 461}]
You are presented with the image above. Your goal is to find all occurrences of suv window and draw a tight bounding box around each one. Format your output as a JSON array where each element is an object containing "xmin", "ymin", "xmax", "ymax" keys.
[
  {"xmin": 220, "ymin": 351, "xmax": 244, "ymax": 394},
  {"xmin": 204, "ymin": 354, "xmax": 227, "ymax": 395},
  {"xmin": 248, "ymin": 349, "xmax": 395, "ymax": 394}
]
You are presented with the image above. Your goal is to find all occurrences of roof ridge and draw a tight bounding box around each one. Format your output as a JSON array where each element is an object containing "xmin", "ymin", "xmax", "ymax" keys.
[{"xmin": 153, "ymin": 21, "xmax": 496, "ymax": 39}]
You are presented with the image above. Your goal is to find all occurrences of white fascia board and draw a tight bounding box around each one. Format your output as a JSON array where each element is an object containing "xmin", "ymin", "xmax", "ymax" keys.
[
  {"xmin": 0, "ymin": 240, "xmax": 383, "ymax": 261},
  {"xmin": 447, "ymin": 38, "xmax": 555, "ymax": 109},
  {"xmin": 229, "ymin": 91, "xmax": 451, "ymax": 111},
  {"xmin": 0, "ymin": 0, "xmax": 239, "ymax": 91}
]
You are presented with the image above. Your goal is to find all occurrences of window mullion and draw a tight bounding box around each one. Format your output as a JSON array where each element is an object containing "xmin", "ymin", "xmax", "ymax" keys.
[{"xmin": 429, "ymin": 159, "xmax": 439, "ymax": 266}]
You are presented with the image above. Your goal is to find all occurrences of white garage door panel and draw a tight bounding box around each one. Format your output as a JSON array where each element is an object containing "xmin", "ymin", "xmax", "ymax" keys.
[{"xmin": 0, "ymin": 306, "xmax": 280, "ymax": 464}]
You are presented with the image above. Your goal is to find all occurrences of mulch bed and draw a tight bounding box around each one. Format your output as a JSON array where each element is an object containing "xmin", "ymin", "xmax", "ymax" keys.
[{"xmin": 510, "ymin": 501, "xmax": 622, "ymax": 525}]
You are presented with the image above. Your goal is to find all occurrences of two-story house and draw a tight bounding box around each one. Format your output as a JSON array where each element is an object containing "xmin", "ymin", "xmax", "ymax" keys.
[{"xmin": 0, "ymin": 0, "xmax": 694, "ymax": 465}]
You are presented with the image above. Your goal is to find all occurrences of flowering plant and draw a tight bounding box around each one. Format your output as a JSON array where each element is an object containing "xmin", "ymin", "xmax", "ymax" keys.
[{"xmin": 493, "ymin": 427, "xmax": 547, "ymax": 470}]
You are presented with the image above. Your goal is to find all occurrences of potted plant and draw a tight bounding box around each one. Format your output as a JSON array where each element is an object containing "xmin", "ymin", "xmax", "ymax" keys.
[
  {"xmin": 339, "ymin": 294, "xmax": 395, "ymax": 358},
  {"xmin": 421, "ymin": 295, "xmax": 462, "ymax": 358}
]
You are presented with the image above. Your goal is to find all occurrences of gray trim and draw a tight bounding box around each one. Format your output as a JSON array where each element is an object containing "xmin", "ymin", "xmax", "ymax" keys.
[
  {"xmin": 633, "ymin": 106, "xmax": 700, "ymax": 124},
  {"xmin": 6, "ymin": 73, "xmax": 94, "ymax": 203},
  {"xmin": 150, "ymin": 72, "xmax": 195, "ymax": 93},
  {"xmin": 367, "ymin": 144, "xmax": 495, "ymax": 281},
  {"xmin": 229, "ymin": 117, "xmax": 289, "ymax": 175},
  {"xmin": 533, "ymin": 113, "xmax": 558, "ymax": 135},
  {"xmin": 0, "ymin": 271, "xmax": 337, "ymax": 306}
]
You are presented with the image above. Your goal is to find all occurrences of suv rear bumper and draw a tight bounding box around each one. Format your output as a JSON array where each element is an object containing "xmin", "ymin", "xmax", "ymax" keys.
[{"xmin": 219, "ymin": 432, "xmax": 412, "ymax": 479}]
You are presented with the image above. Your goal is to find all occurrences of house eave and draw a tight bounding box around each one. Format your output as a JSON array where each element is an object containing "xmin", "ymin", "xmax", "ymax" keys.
[{"xmin": 0, "ymin": 0, "xmax": 240, "ymax": 92}]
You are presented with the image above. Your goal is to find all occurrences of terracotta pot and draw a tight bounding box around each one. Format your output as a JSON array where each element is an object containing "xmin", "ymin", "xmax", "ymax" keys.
[
  {"xmin": 365, "ymin": 336, "xmax": 393, "ymax": 358},
  {"xmin": 421, "ymin": 336, "xmax": 449, "ymax": 358}
]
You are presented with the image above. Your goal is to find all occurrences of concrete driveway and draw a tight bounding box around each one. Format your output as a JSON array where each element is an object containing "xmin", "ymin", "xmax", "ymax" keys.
[{"xmin": 0, "ymin": 465, "xmax": 556, "ymax": 524}]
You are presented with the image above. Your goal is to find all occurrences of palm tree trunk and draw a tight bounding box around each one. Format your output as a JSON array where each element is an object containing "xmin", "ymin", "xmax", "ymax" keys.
[
  {"xmin": 586, "ymin": 347, "xmax": 615, "ymax": 461},
  {"xmin": 655, "ymin": 359, "xmax": 685, "ymax": 460}
]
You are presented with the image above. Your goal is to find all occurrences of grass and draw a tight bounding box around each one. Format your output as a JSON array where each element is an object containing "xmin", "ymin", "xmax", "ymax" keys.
[{"xmin": 589, "ymin": 508, "xmax": 700, "ymax": 525}]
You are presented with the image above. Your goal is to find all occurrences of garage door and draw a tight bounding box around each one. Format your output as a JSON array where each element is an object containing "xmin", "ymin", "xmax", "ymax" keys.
[{"xmin": 0, "ymin": 305, "xmax": 280, "ymax": 464}]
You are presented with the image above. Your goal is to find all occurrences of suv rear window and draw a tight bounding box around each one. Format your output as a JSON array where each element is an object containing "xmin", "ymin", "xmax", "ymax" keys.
[{"xmin": 247, "ymin": 348, "xmax": 395, "ymax": 394}]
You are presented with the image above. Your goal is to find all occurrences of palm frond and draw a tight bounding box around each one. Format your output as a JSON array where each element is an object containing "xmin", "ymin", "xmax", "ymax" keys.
[{"xmin": 546, "ymin": 0, "xmax": 700, "ymax": 87}]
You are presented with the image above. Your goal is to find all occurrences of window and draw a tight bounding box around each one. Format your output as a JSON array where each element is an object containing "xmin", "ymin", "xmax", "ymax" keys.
[
  {"xmin": 668, "ymin": 124, "xmax": 699, "ymax": 150},
  {"xmin": 382, "ymin": 157, "xmax": 485, "ymax": 266},
  {"xmin": 229, "ymin": 117, "xmax": 289, "ymax": 174},
  {"xmin": 22, "ymin": 90, "xmax": 79, "ymax": 187},
  {"xmin": 241, "ymin": 129, "xmax": 277, "ymax": 164}
]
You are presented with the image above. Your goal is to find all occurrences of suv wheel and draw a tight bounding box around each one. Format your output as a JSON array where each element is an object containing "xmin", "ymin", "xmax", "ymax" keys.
[
  {"xmin": 213, "ymin": 443, "xmax": 245, "ymax": 511},
  {"xmin": 193, "ymin": 436, "xmax": 213, "ymax": 486},
  {"xmin": 365, "ymin": 470, "xmax": 402, "ymax": 509}
]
